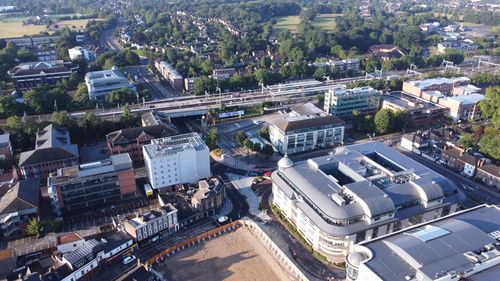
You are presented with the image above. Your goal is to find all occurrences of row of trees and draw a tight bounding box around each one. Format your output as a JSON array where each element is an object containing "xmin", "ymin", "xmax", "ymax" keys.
[
  {"xmin": 235, "ymin": 130, "xmax": 274, "ymax": 157},
  {"xmin": 352, "ymin": 109, "xmax": 412, "ymax": 135}
]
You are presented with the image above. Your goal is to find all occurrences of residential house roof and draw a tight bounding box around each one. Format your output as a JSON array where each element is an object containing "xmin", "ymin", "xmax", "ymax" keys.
[{"xmin": 19, "ymin": 147, "xmax": 78, "ymax": 167}]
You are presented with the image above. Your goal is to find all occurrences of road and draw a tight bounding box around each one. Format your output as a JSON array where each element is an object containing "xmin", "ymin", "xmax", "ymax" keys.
[
  {"xmin": 100, "ymin": 18, "xmax": 125, "ymax": 52},
  {"xmin": 400, "ymin": 150, "xmax": 500, "ymax": 208},
  {"xmin": 123, "ymin": 58, "xmax": 176, "ymax": 99}
]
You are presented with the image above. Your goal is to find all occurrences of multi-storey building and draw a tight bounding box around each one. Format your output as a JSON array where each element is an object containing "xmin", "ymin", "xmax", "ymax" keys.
[
  {"xmin": 106, "ymin": 124, "xmax": 177, "ymax": 165},
  {"xmin": 403, "ymin": 77, "xmax": 471, "ymax": 97},
  {"xmin": 272, "ymin": 142, "xmax": 465, "ymax": 262},
  {"xmin": 47, "ymin": 153, "xmax": 137, "ymax": 217},
  {"xmin": 0, "ymin": 134, "xmax": 13, "ymax": 163},
  {"xmin": 381, "ymin": 92, "xmax": 447, "ymax": 127},
  {"xmin": 123, "ymin": 203, "xmax": 179, "ymax": 243},
  {"xmin": 154, "ymin": 60, "xmax": 184, "ymax": 91},
  {"xmin": 311, "ymin": 58, "xmax": 361, "ymax": 73},
  {"xmin": 85, "ymin": 67, "xmax": 136, "ymax": 101},
  {"xmin": 191, "ymin": 177, "xmax": 226, "ymax": 217},
  {"xmin": 269, "ymin": 104, "xmax": 345, "ymax": 154},
  {"xmin": 346, "ymin": 204, "xmax": 500, "ymax": 281},
  {"xmin": 68, "ymin": 46, "xmax": 97, "ymax": 62},
  {"xmin": 143, "ymin": 133, "xmax": 211, "ymax": 190},
  {"xmin": 184, "ymin": 77, "xmax": 199, "ymax": 93},
  {"xmin": 437, "ymin": 94, "xmax": 485, "ymax": 121},
  {"xmin": 8, "ymin": 60, "xmax": 79, "ymax": 91},
  {"xmin": 324, "ymin": 87, "xmax": 381, "ymax": 118},
  {"xmin": 19, "ymin": 124, "xmax": 79, "ymax": 185},
  {"xmin": 0, "ymin": 178, "xmax": 39, "ymax": 238}
]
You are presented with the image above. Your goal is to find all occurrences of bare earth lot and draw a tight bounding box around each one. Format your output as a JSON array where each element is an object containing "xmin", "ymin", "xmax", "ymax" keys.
[{"xmin": 155, "ymin": 227, "xmax": 291, "ymax": 281}]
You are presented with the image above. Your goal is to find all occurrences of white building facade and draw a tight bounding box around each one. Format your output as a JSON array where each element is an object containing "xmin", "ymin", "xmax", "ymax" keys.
[
  {"xmin": 85, "ymin": 67, "xmax": 136, "ymax": 101},
  {"xmin": 68, "ymin": 46, "xmax": 97, "ymax": 62},
  {"xmin": 143, "ymin": 133, "xmax": 211, "ymax": 190},
  {"xmin": 272, "ymin": 142, "xmax": 465, "ymax": 262}
]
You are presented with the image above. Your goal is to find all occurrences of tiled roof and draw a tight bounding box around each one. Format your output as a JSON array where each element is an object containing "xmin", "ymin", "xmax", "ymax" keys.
[
  {"xmin": 106, "ymin": 125, "xmax": 177, "ymax": 145},
  {"xmin": 19, "ymin": 147, "xmax": 78, "ymax": 167},
  {"xmin": 478, "ymin": 164, "xmax": 499, "ymax": 177},
  {"xmin": 442, "ymin": 148, "xmax": 479, "ymax": 166},
  {"xmin": 0, "ymin": 178, "xmax": 39, "ymax": 214}
]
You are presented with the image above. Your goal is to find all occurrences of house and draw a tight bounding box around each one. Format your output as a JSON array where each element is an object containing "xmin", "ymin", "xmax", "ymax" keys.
[
  {"xmin": 106, "ymin": 125, "xmax": 177, "ymax": 165},
  {"xmin": 475, "ymin": 164, "xmax": 500, "ymax": 191},
  {"xmin": 0, "ymin": 178, "xmax": 39, "ymax": 238},
  {"xmin": 441, "ymin": 147, "xmax": 488, "ymax": 177},
  {"xmin": 191, "ymin": 177, "xmax": 226, "ymax": 217},
  {"xmin": 123, "ymin": 203, "xmax": 179, "ymax": 244},
  {"xmin": 400, "ymin": 133, "xmax": 430, "ymax": 151},
  {"xmin": 68, "ymin": 46, "xmax": 97, "ymax": 62},
  {"xmin": 0, "ymin": 249, "xmax": 16, "ymax": 277},
  {"xmin": 367, "ymin": 44, "xmax": 405, "ymax": 60}
]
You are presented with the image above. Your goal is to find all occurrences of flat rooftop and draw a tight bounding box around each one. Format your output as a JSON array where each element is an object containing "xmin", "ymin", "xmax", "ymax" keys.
[
  {"xmin": 382, "ymin": 92, "xmax": 444, "ymax": 110},
  {"xmin": 143, "ymin": 132, "xmax": 207, "ymax": 159},
  {"xmin": 354, "ymin": 205, "xmax": 500, "ymax": 281},
  {"xmin": 408, "ymin": 77, "xmax": 470, "ymax": 88}
]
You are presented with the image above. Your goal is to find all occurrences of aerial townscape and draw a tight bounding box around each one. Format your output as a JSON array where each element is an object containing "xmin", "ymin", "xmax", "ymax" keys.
[{"xmin": 0, "ymin": 0, "xmax": 499, "ymax": 280}]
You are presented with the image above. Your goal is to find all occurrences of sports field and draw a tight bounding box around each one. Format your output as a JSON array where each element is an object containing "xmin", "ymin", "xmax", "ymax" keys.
[
  {"xmin": 272, "ymin": 13, "xmax": 342, "ymax": 37},
  {"xmin": 0, "ymin": 18, "xmax": 99, "ymax": 38},
  {"xmin": 155, "ymin": 227, "xmax": 292, "ymax": 281}
]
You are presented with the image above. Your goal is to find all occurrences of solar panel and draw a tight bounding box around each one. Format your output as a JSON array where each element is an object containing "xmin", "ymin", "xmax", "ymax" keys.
[{"xmin": 407, "ymin": 225, "xmax": 450, "ymax": 242}]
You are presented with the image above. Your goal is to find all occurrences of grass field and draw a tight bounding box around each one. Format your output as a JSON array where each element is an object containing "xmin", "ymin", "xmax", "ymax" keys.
[
  {"xmin": 312, "ymin": 13, "xmax": 341, "ymax": 32},
  {"xmin": 56, "ymin": 19, "xmax": 95, "ymax": 29},
  {"xmin": 272, "ymin": 13, "xmax": 342, "ymax": 38},
  {"xmin": 0, "ymin": 22, "xmax": 48, "ymax": 38}
]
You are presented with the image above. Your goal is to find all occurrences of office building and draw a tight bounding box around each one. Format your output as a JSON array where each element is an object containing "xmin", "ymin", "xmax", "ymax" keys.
[
  {"xmin": 106, "ymin": 124, "xmax": 177, "ymax": 165},
  {"xmin": 311, "ymin": 58, "xmax": 361, "ymax": 72},
  {"xmin": 19, "ymin": 124, "xmax": 79, "ymax": 185},
  {"xmin": 0, "ymin": 134, "xmax": 13, "ymax": 163},
  {"xmin": 47, "ymin": 153, "xmax": 137, "ymax": 217},
  {"xmin": 346, "ymin": 204, "xmax": 500, "ymax": 281},
  {"xmin": 85, "ymin": 67, "xmax": 136, "ymax": 101},
  {"xmin": 8, "ymin": 60, "xmax": 79, "ymax": 91},
  {"xmin": 324, "ymin": 87, "xmax": 381, "ymax": 118},
  {"xmin": 143, "ymin": 133, "xmax": 211, "ymax": 190},
  {"xmin": 154, "ymin": 60, "xmax": 184, "ymax": 91},
  {"xmin": 403, "ymin": 77, "xmax": 471, "ymax": 97},
  {"xmin": 0, "ymin": 178, "xmax": 39, "ymax": 237},
  {"xmin": 271, "ymin": 141, "xmax": 465, "ymax": 262},
  {"xmin": 124, "ymin": 203, "xmax": 179, "ymax": 243},
  {"xmin": 191, "ymin": 177, "xmax": 226, "ymax": 217},
  {"xmin": 381, "ymin": 92, "xmax": 447, "ymax": 127},
  {"xmin": 270, "ymin": 103, "xmax": 345, "ymax": 154},
  {"xmin": 68, "ymin": 46, "xmax": 97, "ymax": 62}
]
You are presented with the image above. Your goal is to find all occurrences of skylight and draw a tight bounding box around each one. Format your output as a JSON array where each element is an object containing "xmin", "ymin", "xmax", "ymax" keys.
[{"xmin": 407, "ymin": 225, "xmax": 450, "ymax": 242}]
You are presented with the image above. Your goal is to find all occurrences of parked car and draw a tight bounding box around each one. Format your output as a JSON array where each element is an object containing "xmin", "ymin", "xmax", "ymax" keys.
[
  {"xmin": 217, "ymin": 216, "xmax": 228, "ymax": 224},
  {"xmin": 123, "ymin": 255, "xmax": 136, "ymax": 265}
]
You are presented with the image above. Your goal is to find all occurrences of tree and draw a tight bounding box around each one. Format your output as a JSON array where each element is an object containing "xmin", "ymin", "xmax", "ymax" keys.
[
  {"xmin": 255, "ymin": 69, "xmax": 273, "ymax": 85},
  {"xmin": 235, "ymin": 131, "xmax": 247, "ymax": 145},
  {"xmin": 125, "ymin": 51, "xmax": 140, "ymax": 65},
  {"xmin": 120, "ymin": 105, "xmax": 139, "ymax": 128},
  {"xmin": 260, "ymin": 56, "xmax": 271, "ymax": 68},
  {"xmin": 261, "ymin": 144, "xmax": 274, "ymax": 158},
  {"xmin": 253, "ymin": 142, "xmax": 262, "ymax": 152},
  {"xmin": 24, "ymin": 89, "xmax": 46, "ymax": 114},
  {"xmin": 105, "ymin": 88, "xmax": 138, "ymax": 106},
  {"xmin": 74, "ymin": 83, "xmax": 90, "ymax": 106},
  {"xmin": 194, "ymin": 76, "xmax": 216, "ymax": 96},
  {"xmin": 259, "ymin": 126, "xmax": 270, "ymax": 141},
  {"xmin": 374, "ymin": 109, "xmax": 394, "ymax": 134},
  {"xmin": 478, "ymin": 134, "xmax": 500, "ymax": 160},
  {"xmin": 393, "ymin": 110, "xmax": 412, "ymax": 132},
  {"xmin": 480, "ymin": 86, "xmax": 500, "ymax": 127},
  {"xmin": 51, "ymin": 111, "xmax": 75, "ymax": 128},
  {"xmin": 458, "ymin": 133, "xmax": 478, "ymax": 150},
  {"xmin": 243, "ymin": 138, "xmax": 254, "ymax": 150},
  {"xmin": 206, "ymin": 128, "xmax": 219, "ymax": 150},
  {"xmin": 0, "ymin": 95, "xmax": 21, "ymax": 118},
  {"xmin": 26, "ymin": 217, "xmax": 43, "ymax": 238}
]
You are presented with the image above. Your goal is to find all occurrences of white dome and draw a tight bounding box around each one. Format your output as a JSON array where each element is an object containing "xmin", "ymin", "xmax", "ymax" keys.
[
  {"xmin": 347, "ymin": 252, "xmax": 367, "ymax": 267},
  {"xmin": 278, "ymin": 154, "xmax": 294, "ymax": 169}
]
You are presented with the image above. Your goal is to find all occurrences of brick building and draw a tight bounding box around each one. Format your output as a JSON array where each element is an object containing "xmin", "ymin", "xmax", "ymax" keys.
[
  {"xmin": 191, "ymin": 177, "xmax": 226, "ymax": 217},
  {"xmin": 123, "ymin": 203, "xmax": 179, "ymax": 243},
  {"xmin": 8, "ymin": 60, "xmax": 79, "ymax": 91},
  {"xmin": 475, "ymin": 165, "xmax": 500, "ymax": 191},
  {"xmin": 441, "ymin": 148, "xmax": 488, "ymax": 177},
  {"xmin": 106, "ymin": 125, "xmax": 177, "ymax": 165}
]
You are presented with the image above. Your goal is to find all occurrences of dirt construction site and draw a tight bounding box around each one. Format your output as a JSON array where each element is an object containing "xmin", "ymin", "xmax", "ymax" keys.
[{"xmin": 153, "ymin": 226, "xmax": 294, "ymax": 281}]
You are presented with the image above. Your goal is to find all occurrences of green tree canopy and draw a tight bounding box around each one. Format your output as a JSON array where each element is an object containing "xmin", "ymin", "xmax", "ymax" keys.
[{"xmin": 374, "ymin": 109, "xmax": 394, "ymax": 134}]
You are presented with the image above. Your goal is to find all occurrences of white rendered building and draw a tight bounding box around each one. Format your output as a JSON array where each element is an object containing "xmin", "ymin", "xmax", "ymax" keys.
[
  {"xmin": 271, "ymin": 142, "xmax": 465, "ymax": 262},
  {"xmin": 68, "ymin": 46, "xmax": 97, "ymax": 62},
  {"xmin": 85, "ymin": 67, "xmax": 135, "ymax": 101},
  {"xmin": 143, "ymin": 133, "xmax": 211, "ymax": 190}
]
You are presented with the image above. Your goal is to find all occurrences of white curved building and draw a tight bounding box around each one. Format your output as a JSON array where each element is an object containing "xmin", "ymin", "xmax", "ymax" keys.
[{"xmin": 271, "ymin": 141, "xmax": 465, "ymax": 262}]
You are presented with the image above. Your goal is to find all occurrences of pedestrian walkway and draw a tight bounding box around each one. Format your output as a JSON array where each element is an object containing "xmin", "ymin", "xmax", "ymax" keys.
[{"xmin": 227, "ymin": 173, "xmax": 262, "ymax": 217}]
